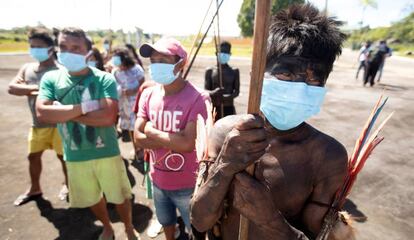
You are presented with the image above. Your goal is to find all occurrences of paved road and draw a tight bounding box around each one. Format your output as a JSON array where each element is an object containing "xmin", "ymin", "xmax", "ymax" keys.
[{"xmin": 0, "ymin": 51, "xmax": 413, "ymax": 239}]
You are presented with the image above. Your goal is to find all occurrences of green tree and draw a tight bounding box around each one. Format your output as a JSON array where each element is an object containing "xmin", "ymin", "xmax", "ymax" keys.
[
  {"xmin": 389, "ymin": 12, "xmax": 414, "ymax": 43},
  {"xmin": 237, "ymin": 0, "xmax": 304, "ymax": 37}
]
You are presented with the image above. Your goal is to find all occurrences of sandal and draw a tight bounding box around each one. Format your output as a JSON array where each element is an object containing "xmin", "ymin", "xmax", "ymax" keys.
[
  {"xmin": 58, "ymin": 185, "xmax": 69, "ymax": 201},
  {"xmin": 14, "ymin": 192, "xmax": 42, "ymax": 206}
]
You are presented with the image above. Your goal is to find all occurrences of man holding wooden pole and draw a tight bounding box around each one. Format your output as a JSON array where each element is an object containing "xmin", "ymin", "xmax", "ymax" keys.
[{"xmin": 191, "ymin": 3, "xmax": 350, "ymax": 240}]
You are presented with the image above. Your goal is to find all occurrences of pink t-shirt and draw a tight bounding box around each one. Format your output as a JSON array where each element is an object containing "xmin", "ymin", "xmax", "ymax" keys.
[{"xmin": 137, "ymin": 82, "xmax": 210, "ymax": 190}]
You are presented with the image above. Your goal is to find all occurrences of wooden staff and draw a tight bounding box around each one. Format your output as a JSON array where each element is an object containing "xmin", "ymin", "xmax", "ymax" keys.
[
  {"xmin": 215, "ymin": 0, "xmax": 225, "ymax": 118},
  {"xmin": 238, "ymin": 0, "xmax": 272, "ymax": 240}
]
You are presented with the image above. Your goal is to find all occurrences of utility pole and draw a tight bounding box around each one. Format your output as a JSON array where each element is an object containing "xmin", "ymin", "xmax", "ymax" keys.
[{"xmin": 109, "ymin": 0, "xmax": 113, "ymax": 30}]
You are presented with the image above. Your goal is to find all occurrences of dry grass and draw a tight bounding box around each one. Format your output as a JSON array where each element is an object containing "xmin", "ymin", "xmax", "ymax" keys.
[
  {"xmin": 0, "ymin": 37, "xmax": 254, "ymax": 57},
  {"xmin": 0, "ymin": 40, "xmax": 29, "ymax": 53}
]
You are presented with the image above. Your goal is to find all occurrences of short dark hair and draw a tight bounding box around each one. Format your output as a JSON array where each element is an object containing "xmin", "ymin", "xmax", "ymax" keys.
[
  {"xmin": 91, "ymin": 47, "xmax": 105, "ymax": 71},
  {"xmin": 113, "ymin": 47, "xmax": 136, "ymax": 68},
  {"xmin": 125, "ymin": 44, "xmax": 143, "ymax": 67},
  {"xmin": 59, "ymin": 27, "xmax": 92, "ymax": 50},
  {"xmin": 28, "ymin": 27, "xmax": 55, "ymax": 47},
  {"xmin": 220, "ymin": 41, "xmax": 231, "ymax": 53},
  {"xmin": 267, "ymin": 4, "xmax": 346, "ymax": 80}
]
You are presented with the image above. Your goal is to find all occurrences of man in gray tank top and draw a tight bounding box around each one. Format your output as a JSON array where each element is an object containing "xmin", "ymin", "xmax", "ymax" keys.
[{"xmin": 8, "ymin": 27, "xmax": 68, "ymax": 206}]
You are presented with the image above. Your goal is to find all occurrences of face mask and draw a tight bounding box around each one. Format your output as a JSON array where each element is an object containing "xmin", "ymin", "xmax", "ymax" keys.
[
  {"xmin": 260, "ymin": 75, "xmax": 326, "ymax": 131},
  {"xmin": 57, "ymin": 52, "xmax": 87, "ymax": 72},
  {"xmin": 218, "ymin": 53, "xmax": 230, "ymax": 64},
  {"xmin": 87, "ymin": 60, "xmax": 97, "ymax": 68},
  {"xmin": 112, "ymin": 56, "xmax": 122, "ymax": 67},
  {"xmin": 149, "ymin": 62, "xmax": 180, "ymax": 85},
  {"xmin": 30, "ymin": 47, "xmax": 52, "ymax": 62},
  {"xmin": 103, "ymin": 43, "xmax": 110, "ymax": 51}
]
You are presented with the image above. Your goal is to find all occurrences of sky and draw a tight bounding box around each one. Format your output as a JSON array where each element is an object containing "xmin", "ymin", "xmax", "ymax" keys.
[{"xmin": 0, "ymin": 0, "xmax": 413, "ymax": 36}]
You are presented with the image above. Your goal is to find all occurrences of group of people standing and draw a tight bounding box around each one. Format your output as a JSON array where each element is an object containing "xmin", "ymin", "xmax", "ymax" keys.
[
  {"xmin": 8, "ymin": 3, "xmax": 357, "ymax": 240},
  {"xmin": 355, "ymin": 40, "xmax": 392, "ymax": 86},
  {"xmin": 8, "ymin": 25, "xmax": 239, "ymax": 240}
]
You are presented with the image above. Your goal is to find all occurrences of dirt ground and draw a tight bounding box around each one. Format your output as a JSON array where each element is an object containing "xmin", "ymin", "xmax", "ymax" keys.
[{"xmin": 0, "ymin": 50, "xmax": 413, "ymax": 240}]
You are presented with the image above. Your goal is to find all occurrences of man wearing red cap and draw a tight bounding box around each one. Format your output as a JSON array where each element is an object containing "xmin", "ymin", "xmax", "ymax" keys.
[{"xmin": 134, "ymin": 38, "xmax": 210, "ymax": 240}]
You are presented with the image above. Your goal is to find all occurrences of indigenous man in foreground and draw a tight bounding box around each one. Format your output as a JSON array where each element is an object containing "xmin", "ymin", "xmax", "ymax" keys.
[
  {"xmin": 191, "ymin": 4, "xmax": 348, "ymax": 240},
  {"xmin": 36, "ymin": 27, "xmax": 138, "ymax": 240}
]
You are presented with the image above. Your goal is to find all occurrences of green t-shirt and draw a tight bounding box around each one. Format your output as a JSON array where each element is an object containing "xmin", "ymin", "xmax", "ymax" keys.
[{"xmin": 38, "ymin": 67, "xmax": 120, "ymax": 162}]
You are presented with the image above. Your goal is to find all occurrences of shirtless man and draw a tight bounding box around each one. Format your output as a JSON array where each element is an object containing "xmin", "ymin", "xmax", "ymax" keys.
[
  {"xmin": 191, "ymin": 4, "xmax": 348, "ymax": 240},
  {"xmin": 205, "ymin": 41, "xmax": 240, "ymax": 120}
]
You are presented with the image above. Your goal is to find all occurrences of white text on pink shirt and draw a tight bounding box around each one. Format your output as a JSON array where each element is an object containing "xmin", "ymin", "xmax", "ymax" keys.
[{"xmin": 149, "ymin": 110, "xmax": 183, "ymax": 132}]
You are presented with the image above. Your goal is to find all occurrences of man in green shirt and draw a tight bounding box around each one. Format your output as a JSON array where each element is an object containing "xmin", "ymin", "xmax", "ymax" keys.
[{"xmin": 36, "ymin": 27, "xmax": 138, "ymax": 240}]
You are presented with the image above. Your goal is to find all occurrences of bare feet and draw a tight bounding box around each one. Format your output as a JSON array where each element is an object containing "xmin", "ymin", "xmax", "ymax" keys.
[
  {"xmin": 98, "ymin": 227, "xmax": 114, "ymax": 240},
  {"xmin": 125, "ymin": 227, "xmax": 140, "ymax": 240}
]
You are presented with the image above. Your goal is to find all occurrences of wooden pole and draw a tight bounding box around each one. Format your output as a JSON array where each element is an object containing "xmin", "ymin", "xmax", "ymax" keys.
[
  {"xmin": 183, "ymin": 0, "xmax": 224, "ymax": 80},
  {"xmin": 238, "ymin": 0, "xmax": 272, "ymax": 239},
  {"xmin": 215, "ymin": 0, "xmax": 225, "ymax": 118}
]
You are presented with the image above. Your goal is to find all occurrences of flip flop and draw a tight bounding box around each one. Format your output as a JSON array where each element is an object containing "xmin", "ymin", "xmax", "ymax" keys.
[
  {"xmin": 13, "ymin": 192, "xmax": 42, "ymax": 206},
  {"xmin": 58, "ymin": 185, "xmax": 69, "ymax": 201},
  {"xmin": 147, "ymin": 219, "xmax": 163, "ymax": 238}
]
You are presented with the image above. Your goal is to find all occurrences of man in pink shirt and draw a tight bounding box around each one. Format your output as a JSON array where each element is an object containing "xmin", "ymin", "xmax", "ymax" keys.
[{"xmin": 134, "ymin": 38, "xmax": 209, "ymax": 240}]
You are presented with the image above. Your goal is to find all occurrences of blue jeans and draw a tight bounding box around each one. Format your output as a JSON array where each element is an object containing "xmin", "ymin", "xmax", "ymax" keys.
[{"xmin": 153, "ymin": 184, "xmax": 194, "ymax": 231}]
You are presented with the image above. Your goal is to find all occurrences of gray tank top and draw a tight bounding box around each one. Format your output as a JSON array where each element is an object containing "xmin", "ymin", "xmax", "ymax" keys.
[{"xmin": 23, "ymin": 63, "xmax": 59, "ymax": 128}]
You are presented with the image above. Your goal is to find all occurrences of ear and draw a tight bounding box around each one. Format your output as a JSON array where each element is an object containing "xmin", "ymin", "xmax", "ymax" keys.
[{"xmin": 173, "ymin": 58, "xmax": 186, "ymax": 74}]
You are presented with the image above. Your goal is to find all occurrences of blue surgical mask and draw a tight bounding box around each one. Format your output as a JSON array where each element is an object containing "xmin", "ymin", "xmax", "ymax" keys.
[
  {"xmin": 260, "ymin": 75, "xmax": 326, "ymax": 130},
  {"xmin": 57, "ymin": 52, "xmax": 87, "ymax": 72},
  {"xmin": 30, "ymin": 47, "xmax": 51, "ymax": 62},
  {"xmin": 87, "ymin": 60, "xmax": 97, "ymax": 68},
  {"xmin": 149, "ymin": 63, "xmax": 180, "ymax": 85},
  {"xmin": 218, "ymin": 53, "xmax": 230, "ymax": 64},
  {"xmin": 103, "ymin": 43, "xmax": 110, "ymax": 51},
  {"xmin": 112, "ymin": 56, "xmax": 122, "ymax": 67}
]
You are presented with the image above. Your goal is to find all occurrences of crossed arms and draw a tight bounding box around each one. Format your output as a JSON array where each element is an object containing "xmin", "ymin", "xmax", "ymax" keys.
[
  {"xmin": 36, "ymin": 97, "xmax": 118, "ymax": 127},
  {"xmin": 134, "ymin": 116, "xmax": 197, "ymax": 153}
]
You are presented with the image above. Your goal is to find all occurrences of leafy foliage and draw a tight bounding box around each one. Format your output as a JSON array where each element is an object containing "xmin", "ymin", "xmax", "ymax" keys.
[{"xmin": 348, "ymin": 11, "xmax": 414, "ymax": 50}]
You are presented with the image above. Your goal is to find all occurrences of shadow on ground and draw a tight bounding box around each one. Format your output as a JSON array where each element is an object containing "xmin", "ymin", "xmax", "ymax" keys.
[
  {"xmin": 35, "ymin": 197, "xmax": 152, "ymax": 240},
  {"xmin": 377, "ymin": 83, "xmax": 409, "ymax": 91},
  {"xmin": 34, "ymin": 157, "xmax": 153, "ymax": 240}
]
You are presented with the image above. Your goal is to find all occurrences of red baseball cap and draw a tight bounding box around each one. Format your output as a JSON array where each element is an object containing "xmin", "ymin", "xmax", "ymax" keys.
[{"xmin": 139, "ymin": 37, "xmax": 188, "ymax": 62}]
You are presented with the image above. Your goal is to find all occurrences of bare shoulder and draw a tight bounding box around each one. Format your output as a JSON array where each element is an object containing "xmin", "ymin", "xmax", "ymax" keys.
[
  {"xmin": 311, "ymin": 126, "xmax": 348, "ymax": 181},
  {"xmin": 205, "ymin": 67, "xmax": 214, "ymax": 74},
  {"xmin": 230, "ymin": 66, "xmax": 240, "ymax": 72},
  {"xmin": 207, "ymin": 114, "xmax": 246, "ymax": 158}
]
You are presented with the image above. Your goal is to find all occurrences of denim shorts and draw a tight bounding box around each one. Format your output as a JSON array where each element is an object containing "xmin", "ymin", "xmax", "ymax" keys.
[{"xmin": 153, "ymin": 184, "xmax": 194, "ymax": 230}]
